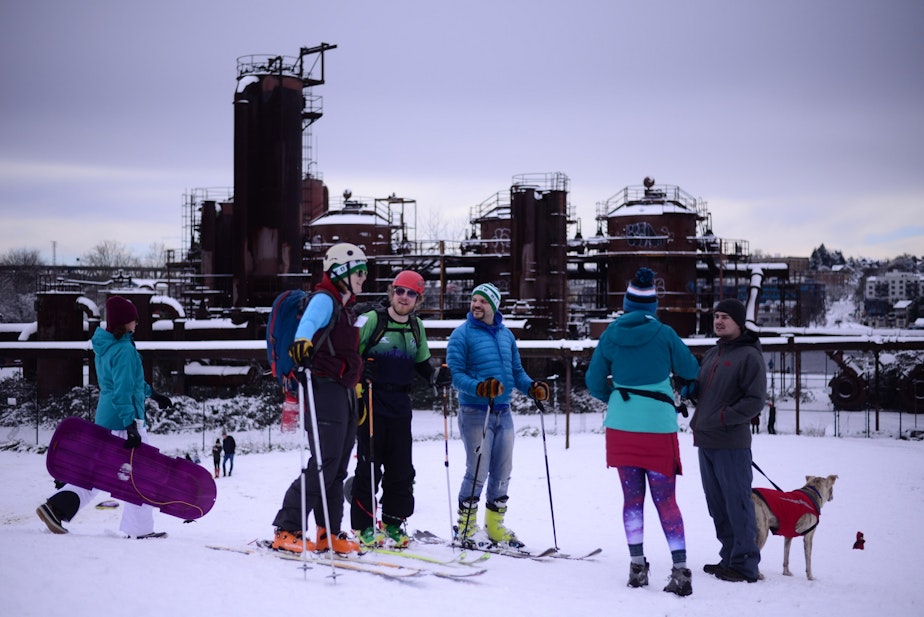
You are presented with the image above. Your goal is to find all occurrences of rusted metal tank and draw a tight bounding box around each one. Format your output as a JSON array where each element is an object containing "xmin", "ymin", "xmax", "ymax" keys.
[
  {"xmin": 509, "ymin": 174, "xmax": 570, "ymax": 338},
  {"xmin": 596, "ymin": 178, "xmax": 704, "ymax": 336},
  {"xmin": 34, "ymin": 291, "xmax": 84, "ymax": 398},
  {"xmin": 232, "ymin": 55, "xmax": 305, "ymax": 306}
]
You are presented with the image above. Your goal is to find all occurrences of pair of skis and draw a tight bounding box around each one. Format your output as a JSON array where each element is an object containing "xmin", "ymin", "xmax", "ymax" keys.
[
  {"xmin": 207, "ymin": 540, "xmax": 487, "ymax": 580},
  {"xmin": 412, "ymin": 530, "xmax": 602, "ymax": 561}
]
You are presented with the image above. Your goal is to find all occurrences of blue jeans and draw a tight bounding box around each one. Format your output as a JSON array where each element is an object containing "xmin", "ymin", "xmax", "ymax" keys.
[
  {"xmin": 222, "ymin": 453, "xmax": 234, "ymax": 476},
  {"xmin": 456, "ymin": 405, "xmax": 514, "ymax": 506}
]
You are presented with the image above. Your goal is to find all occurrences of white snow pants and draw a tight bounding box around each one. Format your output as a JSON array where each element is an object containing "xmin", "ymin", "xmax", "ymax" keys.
[{"xmin": 52, "ymin": 423, "xmax": 155, "ymax": 537}]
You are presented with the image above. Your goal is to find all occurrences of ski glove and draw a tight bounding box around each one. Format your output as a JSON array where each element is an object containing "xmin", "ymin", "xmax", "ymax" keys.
[
  {"xmin": 434, "ymin": 364, "xmax": 453, "ymax": 388},
  {"xmin": 362, "ymin": 357, "xmax": 376, "ymax": 384},
  {"xmin": 476, "ymin": 377, "xmax": 504, "ymax": 399},
  {"xmin": 151, "ymin": 391, "xmax": 173, "ymax": 410},
  {"xmin": 124, "ymin": 421, "xmax": 142, "ymax": 449},
  {"xmin": 680, "ymin": 380, "xmax": 697, "ymax": 401},
  {"xmin": 288, "ymin": 339, "xmax": 314, "ymax": 366},
  {"xmin": 528, "ymin": 381, "xmax": 550, "ymax": 402}
]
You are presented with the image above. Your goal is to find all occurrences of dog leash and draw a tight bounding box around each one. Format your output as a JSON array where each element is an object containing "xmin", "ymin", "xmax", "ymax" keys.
[{"xmin": 751, "ymin": 461, "xmax": 783, "ymax": 492}]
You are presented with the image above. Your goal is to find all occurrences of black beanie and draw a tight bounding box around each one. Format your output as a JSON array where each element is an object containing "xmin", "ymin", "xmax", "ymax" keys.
[{"xmin": 714, "ymin": 298, "xmax": 747, "ymax": 330}]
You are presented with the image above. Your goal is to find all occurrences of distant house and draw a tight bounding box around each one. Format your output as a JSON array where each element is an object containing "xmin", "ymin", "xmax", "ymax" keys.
[{"xmin": 893, "ymin": 300, "xmax": 913, "ymax": 328}]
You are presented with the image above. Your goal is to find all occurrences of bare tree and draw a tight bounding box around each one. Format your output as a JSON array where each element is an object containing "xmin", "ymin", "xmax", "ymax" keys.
[
  {"xmin": 80, "ymin": 240, "xmax": 141, "ymax": 268},
  {"xmin": 0, "ymin": 247, "xmax": 44, "ymax": 266},
  {"xmin": 419, "ymin": 208, "xmax": 466, "ymax": 244},
  {"xmin": 141, "ymin": 242, "xmax": 168, "ymax": 268},
  {"xmin": 0, "ymin": 247, "xmax": 44, "ymax": 321}
]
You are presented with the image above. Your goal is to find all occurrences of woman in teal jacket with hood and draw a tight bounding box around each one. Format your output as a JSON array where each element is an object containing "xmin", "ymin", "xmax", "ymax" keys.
[
  {"xmin": 586, "ymin": 268, "xmax": 699, "ymax": 597},
  {"xmin": 36, "ymin": 295, "xmax": 169, "ymax": 538}
]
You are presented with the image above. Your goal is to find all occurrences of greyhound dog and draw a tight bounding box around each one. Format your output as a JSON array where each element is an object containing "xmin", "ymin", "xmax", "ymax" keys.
[{"xmin": 752, "ymin": 474, "xmax": 838, "ymax": 580}]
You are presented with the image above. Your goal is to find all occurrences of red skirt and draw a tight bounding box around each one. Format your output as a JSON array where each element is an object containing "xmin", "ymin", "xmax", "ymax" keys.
[{"xmin": 606, "ymin": 429, "xmax": 682, "ymax": 478}]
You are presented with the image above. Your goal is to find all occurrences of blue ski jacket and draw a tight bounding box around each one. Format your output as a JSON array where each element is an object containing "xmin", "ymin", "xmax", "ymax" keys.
[
  {"xmin": 446, "ymin": 311, "xmax": 534, "ymax": 408},
  {"xmin": 91, "ymin": 327, "xmax": 152, "ymax": 430}
]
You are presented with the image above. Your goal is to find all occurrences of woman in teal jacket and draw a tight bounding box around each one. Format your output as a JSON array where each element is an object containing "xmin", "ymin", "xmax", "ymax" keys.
[
  {"xmin": 586, "ymin": 268, "xmax": 699, "ymax": 596},
  {"xmin": 36, "ymin": 295, "xmax": 168, "ymax": 538}
]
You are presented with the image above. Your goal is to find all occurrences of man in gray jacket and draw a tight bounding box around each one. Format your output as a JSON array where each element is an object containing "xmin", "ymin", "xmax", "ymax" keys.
[{"xmin": 690, "ymin": 298, "xmax": 766, "ymax": 583}]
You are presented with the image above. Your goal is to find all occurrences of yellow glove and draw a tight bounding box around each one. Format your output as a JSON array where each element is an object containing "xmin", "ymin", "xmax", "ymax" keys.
[
  {"xmin": 476, "ymin": 377, "xmax": 504, "ymax": 399},
  {"xmin": 288, "ymin": 339, "xmax": 314, "ymax": 366},
  {"xmin": 529, "ymin": 381, "xmax": 550, "ymax": 401}
]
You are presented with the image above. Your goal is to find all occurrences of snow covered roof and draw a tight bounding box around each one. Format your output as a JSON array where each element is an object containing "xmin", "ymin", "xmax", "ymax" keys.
[
  {"xmin": 310, "ymin": 211, "xmax": 390, "ymax": 226},
  {"xmin": 606, "ymin": 203, "xmax": 693, "ymax": 217}
]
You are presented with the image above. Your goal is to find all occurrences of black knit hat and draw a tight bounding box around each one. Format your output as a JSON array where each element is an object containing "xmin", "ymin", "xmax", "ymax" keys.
[{"xmin": 714, "ymin": 298, "xmax": 747, "ymax": 330}]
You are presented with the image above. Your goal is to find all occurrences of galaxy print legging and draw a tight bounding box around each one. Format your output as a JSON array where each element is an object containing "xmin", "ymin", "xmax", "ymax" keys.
[{"xmin": 617, "ymin": 466, "xmax": 685, "ymax": 555}]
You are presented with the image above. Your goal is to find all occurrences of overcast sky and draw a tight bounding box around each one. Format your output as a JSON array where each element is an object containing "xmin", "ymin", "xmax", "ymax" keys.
[{"xmin": 1, "ymin": 0, "xmax": 922, "ymax": 265}]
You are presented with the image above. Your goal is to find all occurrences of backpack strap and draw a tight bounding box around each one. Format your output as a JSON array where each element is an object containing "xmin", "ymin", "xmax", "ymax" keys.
[
  {"xmin": 615, "ymin": 386, "xmax": 686, "ymax": 416},
  {"xmin": 283, "ymin": 289, "xmax": 341, "ymax": 387},
  {"xmin": 364, "ymin": 306, "xmax": 421, "ymax": 350}
]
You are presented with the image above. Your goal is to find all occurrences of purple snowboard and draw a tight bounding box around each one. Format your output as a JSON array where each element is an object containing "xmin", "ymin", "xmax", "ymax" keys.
[{"xmin": 46, "ymin": 416, "xmax": 216, "ymax": 520}]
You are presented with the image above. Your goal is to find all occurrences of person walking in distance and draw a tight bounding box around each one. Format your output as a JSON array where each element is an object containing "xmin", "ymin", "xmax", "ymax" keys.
[
  {"xmin": 211, "ymin": 438, "xmax": 222, "ymax": 479},
  {"xmin": 446, "ymin": 283, "xmax": 549, "ymax": 549},
  {"xmin": 586, "ymin": 268, "xmax": 700, "ymax": 596},
  {"xmin": 270, "ymin": 243, "xmax": 367, "ymax": 555},
  {"xmin": 351, "ymin": 270, "xmax": 436, "ymax": 549},
  {"xmin": 36, "ymin": 295, "xmax": 172, "ymax": 538},
  {"xmin": 221, "ymin": 431, "xmax": 236, "ymax": 477},
  {"xmin": 691, "ymin": 298, "xmax": 767, "ymax": 584}
]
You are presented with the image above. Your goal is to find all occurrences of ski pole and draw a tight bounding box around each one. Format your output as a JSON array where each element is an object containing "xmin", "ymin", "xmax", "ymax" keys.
[
  {"xmin": 365, "ymin": 367, "xmax": 378, "ymax": 536},
  {"xmin": 534, "ymin": 399, "xmax": 559, "ymax": 551},
  {"xmin": 295, "ymin": 379, "xmax": 311, "ymax": 579},
  {"xmin": 301, "ymin": 368, "xmax": 338, "ymax": 580},
  {"xmin": 461, "ymin": 395, "xmax": 493, "ymax": 543},
  {"xmin": 441, "ymin": 378, "xmax": 454, "ymax": 539}
]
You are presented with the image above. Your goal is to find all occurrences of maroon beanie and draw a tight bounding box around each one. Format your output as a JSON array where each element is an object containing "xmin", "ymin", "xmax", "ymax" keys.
[{"xmin": 105, "ymin": 296, "xmax": 138, "ymax": 332}]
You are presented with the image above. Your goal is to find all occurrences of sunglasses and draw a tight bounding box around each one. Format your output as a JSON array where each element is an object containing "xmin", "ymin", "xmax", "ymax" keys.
[{"xmin": 393, "ymin": 287, "xmax": 419, "ymax": 299}]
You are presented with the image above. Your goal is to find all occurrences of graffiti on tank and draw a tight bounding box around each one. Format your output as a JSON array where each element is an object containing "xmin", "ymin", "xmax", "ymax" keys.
[
  {"xmin": 490, "ymin": 228, "xmax": 511, "ymax": 254},
  {"xmin": 624, "ymin": 222, "xmax": 674, "ymax": 248}
]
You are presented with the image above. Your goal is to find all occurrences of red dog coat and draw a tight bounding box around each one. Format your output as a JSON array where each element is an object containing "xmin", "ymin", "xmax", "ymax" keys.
[{"xmin": 752, "ymin": 488, "xmax": 820, "ymax": 538}]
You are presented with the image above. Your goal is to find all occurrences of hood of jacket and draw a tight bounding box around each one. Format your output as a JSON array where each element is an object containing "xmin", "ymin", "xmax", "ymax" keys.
[{"xmin": 608, "ymin": 311, "xmax": 664, "ymax": 347}]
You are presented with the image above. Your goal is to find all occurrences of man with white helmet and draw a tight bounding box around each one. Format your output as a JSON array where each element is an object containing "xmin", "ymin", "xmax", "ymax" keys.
[
  {"xmin": 351, "ymin": 270, "xmax": 436, "ymax": 548},
  {"xmin": 271, "ymin": 242, "xmax": 368, "ymax": 555}
]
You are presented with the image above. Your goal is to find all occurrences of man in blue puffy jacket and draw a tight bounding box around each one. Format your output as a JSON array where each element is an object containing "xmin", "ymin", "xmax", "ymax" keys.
[{"xmin": 446, "ymin": 283, "xmax": 548, "ymax": 549}]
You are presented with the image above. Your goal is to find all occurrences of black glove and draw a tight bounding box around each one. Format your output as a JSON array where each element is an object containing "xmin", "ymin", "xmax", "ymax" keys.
[
  {"xmin": 434, "ymin": 364, "xmax": 453, "ymax": 388},
  {"xmin": 288, "ymin": 339, "xmax": 314, "ymax": 366},
  {"xmin": 362, "ymin": 357, "xmax": 376, "ymax": 384},
  {"xmin": 528, "ymin": 381, "xmax": 550, "ymax": 402},
  {"xmin": 476, "ymin": 377, "xmax": 504, "ymax": 399},
  {"xmin": 124, "ymin": 422, "xmax": 142, "ymax": 449},
  {"xmin": 151, "ymin": 391, "xmax": 173, "ymax": 410}
]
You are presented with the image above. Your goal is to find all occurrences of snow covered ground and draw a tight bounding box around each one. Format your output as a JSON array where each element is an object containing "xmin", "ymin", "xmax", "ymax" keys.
[{"xmin": 1, "ymin": 398, "xmax": 921, "ymax": 617}]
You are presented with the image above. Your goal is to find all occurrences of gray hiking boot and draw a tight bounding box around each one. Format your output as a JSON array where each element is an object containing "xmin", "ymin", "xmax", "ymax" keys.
[
  {"xmin": 664, "ymin": 566, "xmax": 693, "ymax": 596},
  {"xmin": 628, "ymin": 560, "xmax": 650, "ymax": 588}
]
